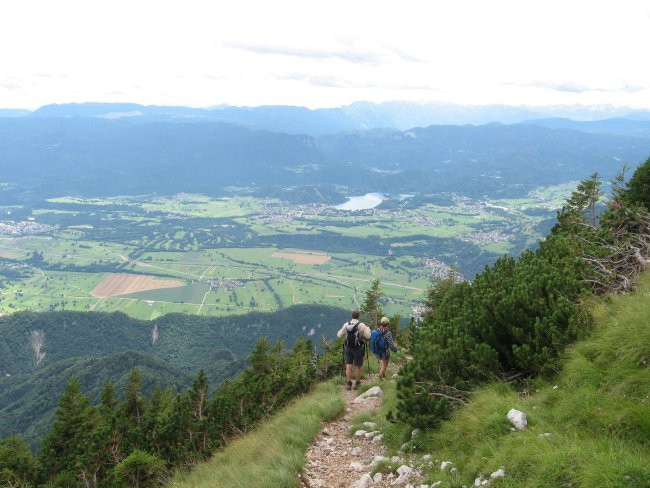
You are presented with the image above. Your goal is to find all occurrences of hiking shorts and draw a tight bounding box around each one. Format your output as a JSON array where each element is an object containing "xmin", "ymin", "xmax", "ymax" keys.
[{"xmin": 344, "ymin": 345, "xmax": 365, "ymax": 367}]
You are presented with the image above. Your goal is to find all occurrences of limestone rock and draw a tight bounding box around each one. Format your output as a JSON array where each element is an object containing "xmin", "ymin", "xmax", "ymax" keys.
[
  {"xmin": 354, "ymin": 430, "xmax": 367, "ymax": 436},
  {"xmin": 349, "ymin": 461, "xmax": 365, "ymax": 472},
  {"xmin": 353, "ymin": 473, "xmax": 373, "ymax": 488},
  {"xmin": 421, "ymin": 454, "xmax": 432, "ymax": 461},
  {"xmin": 490, "ymin": 468, "xmax": 505, "ymax": 479},
  {"xmin": 372, "ymin": 434, "xmax": 384, "ymax": 442},
  {"xmin": 353, "ymin": 386, "xmax": 384, "ymax": 403},
  {"xmin": 373, "ymin": 472, "xmax": 383, "ymax": 483},
  {"xmin": 391, "ymin": 455, "xmax": 402, "ymax": 463},
  {"xmin": 362, "ymin": 421, "xmax": 377, "ymax": 429},
  {"xmin": 440, "ymin": 461, "xmax": 454, "ymax": 471},
  {"xmin": 507, "ymin": 408, "xmax": 528, "ymax": 430}
]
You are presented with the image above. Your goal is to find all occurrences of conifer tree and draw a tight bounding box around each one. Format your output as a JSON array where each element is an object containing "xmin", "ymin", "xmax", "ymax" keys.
[
  {"xmin": 623, "ymin": 156, "xmax": 650, "ymax": 210},
  {"xmin": 361, "ymin": 279, "xmax": 384, "ymax": 327},
  {"xmin": 40, "ymin": 380, "xmax": 99, "ymax": 483}
]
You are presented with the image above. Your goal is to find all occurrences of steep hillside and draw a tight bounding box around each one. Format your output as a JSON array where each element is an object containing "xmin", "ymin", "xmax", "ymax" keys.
[
  {"xmin": 366, "ymin": 272, "xmax": 650, "ymax": 487},
  {"xmin": 0, "ymin": 304, "xmax": 347, "ymax": 448},
  {"xmin": 0, "ymin": 351, "xmax": 195, "ymax": 448},
  {"xmin": 0, "ymin": 305, "xmax": 347, "ymax": 376}
]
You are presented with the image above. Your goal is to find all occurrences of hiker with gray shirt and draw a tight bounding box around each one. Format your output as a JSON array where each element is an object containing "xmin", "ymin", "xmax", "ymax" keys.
[{"xmin": 337, "ymin": 310, "xmax": 371, "ymax": 390}]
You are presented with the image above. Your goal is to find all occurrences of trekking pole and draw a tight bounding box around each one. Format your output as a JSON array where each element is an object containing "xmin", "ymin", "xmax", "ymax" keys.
[{"xmin": 340, "ymin": 344, "xmax": 345, "ymax": 380}]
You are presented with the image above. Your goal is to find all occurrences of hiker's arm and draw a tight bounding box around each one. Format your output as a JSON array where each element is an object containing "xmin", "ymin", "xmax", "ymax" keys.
[
  {"xmin": 336, "ymin": 325, "xmax": 346, "ymax": 338},
  {"xmin": 361, "ymin": 324, "xmax": 372, "ymax": 340},
  {"xmin": 386, "ymin": 331, "xmax": 398, "ymax": 352}
]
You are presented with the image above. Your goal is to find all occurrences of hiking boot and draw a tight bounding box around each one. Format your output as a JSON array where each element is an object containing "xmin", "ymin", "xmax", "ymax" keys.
[
  {"xmin": 353, "ymin": 380, "xmax": 361, "ymax": 390},
  {"xmin": 346, "ymin": 381, "xmax": 352, "ymax": 390}
]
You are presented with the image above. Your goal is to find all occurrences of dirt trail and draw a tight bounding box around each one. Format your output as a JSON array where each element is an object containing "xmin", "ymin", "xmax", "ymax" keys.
[{"xmin": 299, "ymin": 377, "xmax": 396, "ymax": 488}]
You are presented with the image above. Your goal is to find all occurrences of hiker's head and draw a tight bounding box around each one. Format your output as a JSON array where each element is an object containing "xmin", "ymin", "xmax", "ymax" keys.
[
  {"xmin": 380, "ymin": 316, "xmax": 389, "ymax": 326},
  {"xmin": 351, "ymin": 310, "xmax": 360, "ymax": 320}
]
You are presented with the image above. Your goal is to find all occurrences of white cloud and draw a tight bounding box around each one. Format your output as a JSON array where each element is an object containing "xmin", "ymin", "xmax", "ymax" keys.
[{"xmin": 0, "ymin": 0, "xmax": 649, "ymax": 109}]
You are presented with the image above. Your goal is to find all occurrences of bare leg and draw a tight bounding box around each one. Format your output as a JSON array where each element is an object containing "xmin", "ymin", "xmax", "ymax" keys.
[
  {"xmin": 379, "ymin": 358, "xmax": 388, "ymax": 379},
  {"xmin": 346, "ymin": 364, "xmax": 353, "ymax": 383},
  {"xmin": 354, "ymin": 366, "xmax": 362, "ymax": 382}
]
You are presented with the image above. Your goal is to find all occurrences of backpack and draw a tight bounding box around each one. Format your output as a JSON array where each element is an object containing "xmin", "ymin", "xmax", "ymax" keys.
[
  {"xmin": 370, "ymin": 329, "xmax": 388, "ymax": 356},
  {"xmin": 344, "ymin": 322, "xmax": 362, "ymax": 348}
]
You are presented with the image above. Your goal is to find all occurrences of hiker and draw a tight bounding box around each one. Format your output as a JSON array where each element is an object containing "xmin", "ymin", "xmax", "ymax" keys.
[
  {"xmin": 337, "ymin": 310, "xmax": 371, "ymax": 390},
  {"xmin": 370, "ymin": 316, "xmax": 398, "ymax": 380}
]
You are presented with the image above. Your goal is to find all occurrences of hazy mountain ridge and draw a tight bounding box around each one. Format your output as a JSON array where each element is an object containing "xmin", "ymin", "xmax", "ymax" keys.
[
  {"xmin": 1, "ymin": 117, "xmax": 648, "ymax": 202},
  {"xmin": 5, "ymin": 101, "xmax": 650, "ymax": 136}
]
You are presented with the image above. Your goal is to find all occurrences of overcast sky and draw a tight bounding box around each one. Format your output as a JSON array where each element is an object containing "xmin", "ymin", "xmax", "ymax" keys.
[{"xmin": 1, "ymin": 0, "xmax": 650, "ymax": 110}]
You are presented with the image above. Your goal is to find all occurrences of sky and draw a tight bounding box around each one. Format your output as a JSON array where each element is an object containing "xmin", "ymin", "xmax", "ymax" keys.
[{"xmin": 1, "ymin": 0, "xmax": 650, "ymax": 110}]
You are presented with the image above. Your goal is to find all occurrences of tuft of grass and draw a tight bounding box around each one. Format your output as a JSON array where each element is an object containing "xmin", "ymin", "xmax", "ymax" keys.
[
  {"xmin": 169, "ymin": 381, "xmax": 344, "ymax": 488},
  {"xmin": 367, "ymin": 272, "xmax": 650, "ymax": 487}
]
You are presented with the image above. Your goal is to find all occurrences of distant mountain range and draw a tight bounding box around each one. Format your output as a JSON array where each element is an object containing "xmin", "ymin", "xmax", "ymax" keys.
[
  {"xmin": 1, "ymin": 115, "xmax": 648, "ymax": 202},
  {"xmin": 2, "ymin": 101, "xmax": 650, "ymax": 136}
]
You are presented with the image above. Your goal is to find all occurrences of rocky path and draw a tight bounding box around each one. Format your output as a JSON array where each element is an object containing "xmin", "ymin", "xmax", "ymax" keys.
[{"xmin": 298, "ymin": 380, "xmax": 395, "ymax": 488}]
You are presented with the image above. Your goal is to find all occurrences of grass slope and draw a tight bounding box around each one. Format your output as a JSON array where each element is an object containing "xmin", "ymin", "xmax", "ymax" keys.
[
  {"xmin": 366, "ymin": 273, "xmax": 650, "ymax": 487},
  {"xmin": 170, "ymin": 381, "xmax": 344, "ymax": 488}
]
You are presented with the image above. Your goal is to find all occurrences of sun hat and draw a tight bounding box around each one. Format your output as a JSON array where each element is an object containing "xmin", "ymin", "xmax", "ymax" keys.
[{"xmin": 380, "ymin": 316, "xmax": 389, "ymax": 324}]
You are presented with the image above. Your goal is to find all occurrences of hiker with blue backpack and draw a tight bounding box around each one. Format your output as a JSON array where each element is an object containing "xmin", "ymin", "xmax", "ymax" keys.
[
  {"xmin": 370, "ymin": 316, "xmax": 398, "ymax": 380},
  {"xmin": 337, "ymin": 310, "xmax": 372, "ymax": 390}
]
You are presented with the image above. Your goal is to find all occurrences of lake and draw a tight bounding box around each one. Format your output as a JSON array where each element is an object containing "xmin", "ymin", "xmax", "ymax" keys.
[{"xmin": 334, "ymin": 193, "xmax": 384, "ymax": 211}]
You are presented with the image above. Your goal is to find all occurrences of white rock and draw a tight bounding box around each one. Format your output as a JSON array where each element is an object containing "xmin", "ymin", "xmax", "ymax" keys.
[
  {"xmin": 349, "ymin": 461, "xmax": 365, "ymax": 472},
  {"xmin": 392, "ymin": 373, "xmax": 399, "ymax": 378},
  {"xmin": 351, "ymin": 447, "xmax": 363, "ymax": 455},
  {"xmin": 372, "ymin": 434, "xmax": 384, "ymax": 443},
  {"xmin": 400, "ymin": 443, "xmax": 409, "ymax": 451},
  {"xmin": 421, "ymin": 454, "xmax": 432, "ymax": 461},
  {"xmin": 440, "ymin": 461, "xmax": 454, "ymax": 471},
  {"xmin": 537, "ymin": 432, "xmax": 553, "ymax": 440},
  {"xmin": 418, "ymin": 485, "xmax": 429, "ymax": 488},
  {"xmin": 363, "ymin": 421, "xmax": 377, "ymax": 429},
  {"xmin": 310, "ymin": 478, "xmax": 327, "ymax": 488},
  {"xmin": 322, "ymin": 428, "xmax": 331, "ymax": 435},
  {"xmin": 450, "ymin": 467, "xmax": 459, "ymax": 476},
  {"xmin": 397, "ymin": 465, "xmax": 413, "ymax": 476},
  {"xmin": 353, "ymin": 386, "xmax": 384, "ymax": 403},
  {"xmin": 507, "ymin": 408, "xmax": 528, "ymax": 430},
  {"xmin": 481, "ymin": 481, "xmax": 490, "ymax": 486},
  {"xmin": 370, "ymin": 455, "xmax": 389, "ymax": 467},
  {"xmin": 391, "ymin": 456, "xmax": 402, "ymax": 463},
  {"xmin": 364, "ymin": 430, "xmax": 380, "ymax": 438},
  {"xmin": 474, "ymin": 477, "xmax": 485, "ymax": 487},
  {"xmin": 490, "ymin": 468, "xmax": 505, "ymax": 479},
  {"xmin": 353, "ymin": 473, "xmax": 373, "ymax": 488},
  {"xmin": 373, "ymin": 472, "xmax": 383, "ymax": 483},
  {"xmin": 355, "ymin": 430, "xmax": 367, "ymax": 436},
  {"xmin": 411, "ymin": 428, "xmax": 421, "ymax": 438},
  {"xmin": 431, "ymin": 483, "xmax": 442, "ymax": 488}
]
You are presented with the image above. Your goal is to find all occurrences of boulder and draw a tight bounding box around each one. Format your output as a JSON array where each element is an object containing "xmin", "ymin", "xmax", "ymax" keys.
[
  {"xmin": 353, "ymin": 386, "xmax": 384, "ymax": 403},
  {"xmin": 353, "ymin": 473, "xmax": 373, "ymax": 488},
  {"xmin": 373, "ymin": 472, "xmax": 383, "ymax": 483},
  {"xmin": 440, "ymin": 461, "xmax": 454, "ymax": 471},
  {"xmin": 362, "ymin": 421, "xmax": 377, "ymax": 429},
  {"xmin": 490, "ymin": 468, "xmax": 505, "ymax": 479},
  {"xmin": 354, "ymin": 430, "xmax": 367, "ymax": 436},
  {"xmin": 421, "ymin": 454, "xmax": 432, "ymax": 461},
  {"xmin": 506, "ymin": 408, "xmax": 528, "ymax": 430},
  {"xmin": 372, "ymin": 434, "xmax": 384, "ymax": 443}
]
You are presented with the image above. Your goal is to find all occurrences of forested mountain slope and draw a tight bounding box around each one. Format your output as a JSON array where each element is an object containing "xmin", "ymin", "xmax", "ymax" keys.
[{"xmin": 0, "ymin": 304, "xmax": 347, "ymax": 447}]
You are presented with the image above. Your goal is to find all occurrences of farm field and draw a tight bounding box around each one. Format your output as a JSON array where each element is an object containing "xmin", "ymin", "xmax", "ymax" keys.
[{"xmin": 0, "ymin": 185, "xmax": 568, "ymax": 320}]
